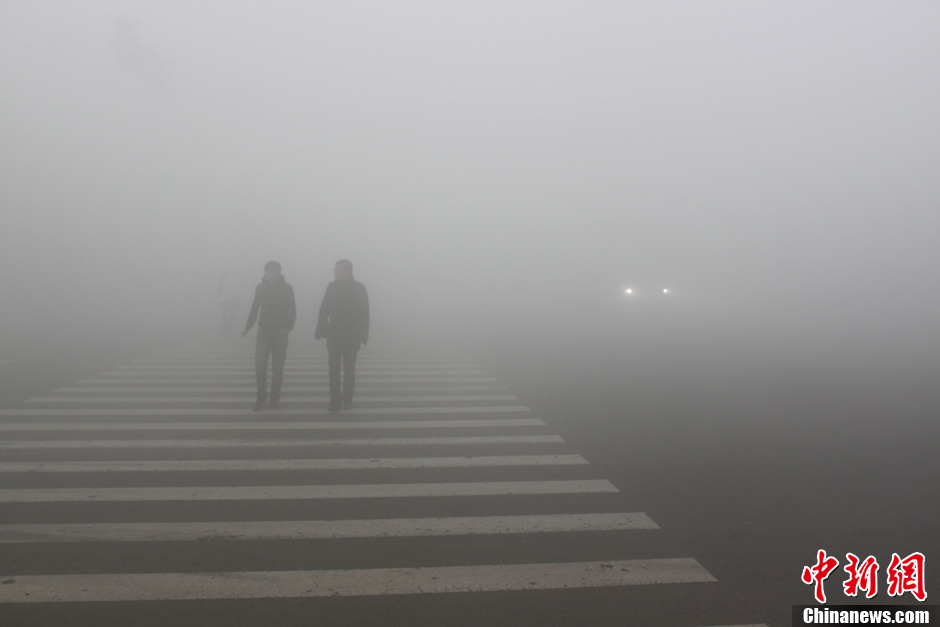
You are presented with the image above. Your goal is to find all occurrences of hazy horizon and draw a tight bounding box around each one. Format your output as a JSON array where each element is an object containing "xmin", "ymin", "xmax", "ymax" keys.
[{"xmin": 3, "ymin": 1, "xmax": 939, "ymax": 361}]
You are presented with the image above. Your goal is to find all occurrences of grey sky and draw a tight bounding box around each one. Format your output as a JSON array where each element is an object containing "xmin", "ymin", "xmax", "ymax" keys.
[{"xmin": 2, "ymin": 1, "xmax": 939, "ymax": 345}]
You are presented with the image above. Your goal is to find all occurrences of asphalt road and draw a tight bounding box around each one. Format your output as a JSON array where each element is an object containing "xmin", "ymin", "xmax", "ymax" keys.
[
  {"xmin": 476, "ymin": 325, "xmax": 939, "ymax": 625},
  {"xmin": 0, "ymin": 326, "xmax": 936, "ymax": 627}
]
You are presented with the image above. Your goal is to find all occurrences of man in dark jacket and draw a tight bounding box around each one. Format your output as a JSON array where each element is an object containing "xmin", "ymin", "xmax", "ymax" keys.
[
  {"xmin": 242, "ymin": 261, "xmax": 296, "ymax": 411},
  {"xmin": 315, "ymin": 259, "xmax": 369, "ymax": 411}
]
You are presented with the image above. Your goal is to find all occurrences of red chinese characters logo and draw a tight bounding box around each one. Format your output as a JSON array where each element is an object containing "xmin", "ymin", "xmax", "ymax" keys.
[
  {"xmin": 803, "ymin": 550, "xmax": 928, "ymax": 603},
  {"xmin": 843, "ymin": 553, "xmax": 879, "ymax": 599},
  {"xmin": 887, "ymin": 552, "xmax": 927, "ymax": 602},
  {"xmin": 802, "ymin": 550, "xmax": 840, "ymax": 603}
]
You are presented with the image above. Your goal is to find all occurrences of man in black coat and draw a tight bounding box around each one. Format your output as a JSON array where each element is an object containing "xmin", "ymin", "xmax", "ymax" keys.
[
  {"xmin": 242, "ymin": 261, "xmax": 296, "ymax": 411},
  {"xmin": 315, "ymin": 259, "xmax": 369, "ymax": 411}
]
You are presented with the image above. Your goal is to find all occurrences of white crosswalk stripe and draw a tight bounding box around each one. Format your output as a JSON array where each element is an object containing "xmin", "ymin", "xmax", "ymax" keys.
[
  {"xmin": 0, "ymin": 419, "xmax": 544, "ymax": 430},
  {"xmin": 47, "ymin": 385, "xmax": 508, "ymax": 393},
  {"xmin": 79, "ymin": 378, "xmax": 506, "ymax": 390},
  {"xmin": 0, "ymin": 454, "xmax": 590, "ymax": 473},
  {"xmin": 0, "ymin": 559, "xmax": 715, "ymax": 603},
  {"xmin": 0, "ymin": 405, "xmax": 530, "ymax": 415},
  {"xmin": 0, "ymin": 480, "xmax": 620, "ymax": 503},
  {"xmin": 0, "ymin": 435, "xmax": 567, "ymax": 449},
  {"xmin": 0, "ymin": 513, "xmax": 659, "ymax": 543},
  {"xmin": 25, "ymin": 395, "xmax": 519, "ymax": 403},
  {"xmin": 0, "ymin": 341, "xmax": 756, "ymax": 624}
]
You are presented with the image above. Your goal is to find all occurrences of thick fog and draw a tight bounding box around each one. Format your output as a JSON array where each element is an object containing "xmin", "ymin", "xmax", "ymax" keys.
[{"xmin": 3, "ymin": 2, "xmax": 939, "ymax": 368}]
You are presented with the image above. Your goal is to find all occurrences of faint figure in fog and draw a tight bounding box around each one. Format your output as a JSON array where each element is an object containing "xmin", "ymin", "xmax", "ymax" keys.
[
  {"xmin": 217, "ymin": 269, "xmax": 240, "ymax": 337},
  {"xmin": 315, "ymin": 259, "xmax": 369, "ymax": 411},
  {"xmin": 242, "ymin": 261, "xmax": 296, "ymax": 411},
  {"xmin": 110, "ymin": 18, "xmax": 172, "ymax": 98}
]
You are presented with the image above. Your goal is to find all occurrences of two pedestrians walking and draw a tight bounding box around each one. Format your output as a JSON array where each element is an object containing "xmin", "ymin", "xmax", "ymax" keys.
[{"xmin": 242, "ymin": 259, "xmax": 369, "ymax": 412}]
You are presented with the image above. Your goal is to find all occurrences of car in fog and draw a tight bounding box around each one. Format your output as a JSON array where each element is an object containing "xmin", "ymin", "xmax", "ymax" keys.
[
  {"xmin": 622, "ymin": 286, "xmax": 673, "ymax": 297},
  {"xmin": 620, "ymin": 284, "xmax": 681, "ymax": 312},
  {"xmin": 616, "ymin": 281, "xmax": 744, "ymax": 330}
]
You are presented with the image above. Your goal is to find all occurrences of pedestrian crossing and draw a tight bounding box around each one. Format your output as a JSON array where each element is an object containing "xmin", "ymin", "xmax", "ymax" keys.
[
  {"xmin": 0, "ymin": 512, "xmax": 659, "ymax": 543},
  {"xmin": 0, "ymin": 341, "xmax": 762, "ymax": 625},
  {"xmin": 0, "ymin": 434, "xmax": 567, "ymax": 449},
  {"xmin": 2, "ymin": 558, "xmax": 713, "ymax": 603},
  {"xmin": 0, "ymin": 454, "xmax": 590, "ymax": 473},
  {"xmin": 0, "ymin": 480, "xmax": 621, "ymax": 503}
]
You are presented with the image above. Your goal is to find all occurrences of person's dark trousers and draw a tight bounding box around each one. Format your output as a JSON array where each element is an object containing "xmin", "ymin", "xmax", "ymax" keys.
[
  {"xmin": 255, "ymin": 327, "xmax": 289, "ymax": 403},
  {"xmin": 327, "ymin": 338, "xmax": 359, "ymax": 408}
]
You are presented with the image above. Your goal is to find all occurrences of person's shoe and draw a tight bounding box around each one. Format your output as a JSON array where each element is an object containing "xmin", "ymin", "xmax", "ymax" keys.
[
  {"xmin": 269, "ymin": 399, "xmax": 279, "ymax": 409},
  {"xmin": 253, "ymin": 401, "xmax": 265, "ymax": 412},
  {"xmin": 328, "ymin": 402, "xmax": 341, "ymax": 412},
  {"xmin": 342, "ymin": 400, "xmax": 352, "ymax": 410}
]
